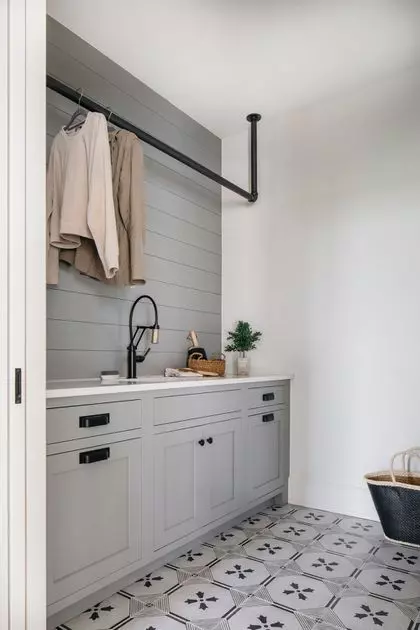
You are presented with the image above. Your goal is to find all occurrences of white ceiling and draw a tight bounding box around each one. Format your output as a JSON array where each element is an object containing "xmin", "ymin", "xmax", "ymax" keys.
[{"xmin": 47, "ymin": 0, "xmax": 420, "ymax": 137}]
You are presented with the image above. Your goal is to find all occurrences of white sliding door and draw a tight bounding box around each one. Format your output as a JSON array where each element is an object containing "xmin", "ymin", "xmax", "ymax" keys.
[
  {"xmin": 0, "ymin": 1, "xmax": 10, "ymax": 627},
  {"xmin": 1, "ymin": 1, "xmax": 46, "ymax": 629}
]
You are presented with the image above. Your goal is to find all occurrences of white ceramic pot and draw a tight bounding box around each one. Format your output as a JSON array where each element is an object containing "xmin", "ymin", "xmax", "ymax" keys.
[{"xmin": 237, "ymin": 354, "xmax": 250, "ymax": 376}]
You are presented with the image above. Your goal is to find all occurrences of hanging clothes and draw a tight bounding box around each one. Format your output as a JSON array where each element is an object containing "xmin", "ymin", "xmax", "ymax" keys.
[
  {"xmin": 46, "ymin": 112, "xmax": 119, "ymax": 285},
  {"xmin": 61, "ymin": 130, "xmax": 146, "ymax": 286}
]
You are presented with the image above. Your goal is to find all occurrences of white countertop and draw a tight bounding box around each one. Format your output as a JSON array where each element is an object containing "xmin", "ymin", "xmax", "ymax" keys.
[{"xmin": 46, "ymin": 375, "xmax": 293, "ymax": 399}]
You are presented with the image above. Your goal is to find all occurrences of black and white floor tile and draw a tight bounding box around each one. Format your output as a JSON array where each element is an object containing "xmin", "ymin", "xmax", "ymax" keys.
[
  {"xmin": 154, "ymin": 575, "xmax": 240, "ymax": 629},
  {"xmin": 208, "ymin": 554, "xmax": 278, "ymax": 595},
  {"xmin": 253, "ymin": 568, "xmax": 340, "ymax": 613},
  {"xmin": 206, "ymin": 527, "xmax": 251, "ymax": 550},
  {"xmin": 287, "ymin": 547, "xmax": 363, "ymax": 586},
  {"xmin": 168, "ymin": 545, "xmax": 227, "ymax": 574},
  {"xmin": 330, "ymin": 591, "xmax": 419, "ymax": 629},
  {"xmin": 264, "ymin": 520, "xmax": 324, "ymax": 545},
  {"xmin": 289, "ymin": 509, "xmax": 339, "ymax": 529},
  {"xmin": 344, "ymin": 561, "xmax": 420, "ymax": 608},
  {"xmin": 114, "ymin": 613, "xmax": 187, "ymax": 630},
  {"xmin": 121, "ymin": 566, "xmax": 191, "ymax": 607},
  {"xmin": 259, "ymin": 504, "xmax": 298, "ymax": 519},
  {"xmin": 315, "ymin": 533, "xmax": 375, "ymax": 562},
  {"xmin": 239, "ymin": 536, "xmax": 302, "ymax": 567},
  {"xmin": 372, "ymin": 543, "xmax": 420, "ymax": 575},
  {"xmin": 328, "ymin": 518, "xmax": 384, "ymax": 542},
  {"xmin": 58, "ymin": 592, "xmax": 132, "ymax": 630},
  {"xmin": 220, "ymin": 598, "xmax": 305, "ymax": 630},
  {"xmin": 57, "ymin": 504, "xmax": 420, "ymax": 630},
  {"xmin": 239, "ymin": 515, "xmax": 274, "ymax": 533}
]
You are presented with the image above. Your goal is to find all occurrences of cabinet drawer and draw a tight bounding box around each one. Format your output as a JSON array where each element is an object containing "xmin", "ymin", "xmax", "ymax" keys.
[
  {"xmin": 248, "ymin": 383, "xmax": 288, "ymax": 410},
  {"xmin": 47, "ymin": 400, "xmax": 142, "ymax": 444},
  {"xmin": 154, "ymin": 389, "xmax": 241, "ymax": 426}
]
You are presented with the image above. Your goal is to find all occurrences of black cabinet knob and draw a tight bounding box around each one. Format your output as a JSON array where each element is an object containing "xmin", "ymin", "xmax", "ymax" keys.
[
  {"xmin": 198, "ymin": 439, "xmax": 205, "ymax": 446},
  {"xmin": 207, "ymin": 437, "xmax": 213, "ymax": 445}
]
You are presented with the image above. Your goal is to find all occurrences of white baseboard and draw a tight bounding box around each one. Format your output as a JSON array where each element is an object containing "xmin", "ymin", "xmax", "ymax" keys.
[{"xmin": 289, "ymin": 475, "xmax": 379, "ymax": 521}]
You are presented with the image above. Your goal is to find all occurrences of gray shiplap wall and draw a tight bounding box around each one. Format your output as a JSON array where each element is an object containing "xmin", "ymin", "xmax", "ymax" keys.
[{"xmin": 46, "ymin": 18, "xmax": 221, "ymax": 380}]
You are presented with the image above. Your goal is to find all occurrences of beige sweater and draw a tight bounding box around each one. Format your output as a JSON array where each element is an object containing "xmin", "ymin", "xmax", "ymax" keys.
[
  {"xmin": 61, "ymin": 130, "xmax": 146, "ymax": 286},
  {"xmin": 46, "ymin": 112, "xmax": 118, "ymax": 285}
]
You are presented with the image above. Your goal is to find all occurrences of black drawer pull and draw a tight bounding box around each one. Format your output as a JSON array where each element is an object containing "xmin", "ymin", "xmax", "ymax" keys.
[
  {"xmin": 79, "ymin": 413, "xmax": 110, "ymax": 428},
  {"xmin": 262, "ymin": 413, "xmax": 275, "ymax": 423},
  {"xmin": 198, "ymin": 439, "xmax": 205, "ymax": 447},
  {"xmin": 206, "ymin": 437, "xmax": 213, "ymax": 445},
  {"xmin": 79, "ymin": 447, "xmax": 110, "ymax": 465},
  {"xmin": 262, "ymin": 393, "xmax": 275, "ymax": 402}
]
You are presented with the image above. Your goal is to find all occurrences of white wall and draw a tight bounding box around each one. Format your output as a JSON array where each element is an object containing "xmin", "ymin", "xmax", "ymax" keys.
[{"xmin": 222, "ymin": 66, "xmax": 420, "ymax": 519}]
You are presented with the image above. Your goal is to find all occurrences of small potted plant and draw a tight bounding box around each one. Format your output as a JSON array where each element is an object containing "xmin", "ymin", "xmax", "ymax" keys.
[{"xmin": 225, "ymin": 320, "xmax": 262, "ymax": 376}]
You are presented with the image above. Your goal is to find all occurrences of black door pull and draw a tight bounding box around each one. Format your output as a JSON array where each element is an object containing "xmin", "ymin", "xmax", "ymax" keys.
[
  {"xmin": 262, "ymin": 413, "xmax": 275, "ymax": 423},
  {"xmin": 206, "ymin": 437, "xmax": 213, "ymax": 445},
  {"xmin": 79, "ymin": 447, "xmax": 110, "ymax": 464},
  {"xmin": 15, "ymin": 368, "xmax": 22, "ymax": 404},
  {"xmin": 79, "ymin": 413, "xmax": 110, "ymax": 428},
  {"xmin": 262, "ymin": 392, "xmax": 275, "ymax": 402},
  {"xmin": 198, "ymin": 439, "xmax": 205, "ymax": 447}
]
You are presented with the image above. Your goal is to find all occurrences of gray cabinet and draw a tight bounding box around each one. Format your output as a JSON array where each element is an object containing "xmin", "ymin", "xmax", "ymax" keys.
[
  {"xmin": 153, "ymin": 426, "xmax": 205, "ymax": 549},
  {"xmin": 47, "ymin": 379, "xmax": 290, "ymax": 619},
  {"xmin": 47, "ymin": 438, "xmax": 142, "ymax": 603},
  {"xmin": 247, "ymin": 409, "xmax": 289, "ymax": 502},
  {"xmin": 153, "ymin": 417, "xmax": 243, "ymax": 549},
  {"xmin": 203, "ymin": 418, "xmax": 243, "ymax": 524}
]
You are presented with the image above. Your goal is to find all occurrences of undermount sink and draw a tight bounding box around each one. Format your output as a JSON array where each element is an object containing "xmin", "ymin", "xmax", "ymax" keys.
[
  {"xmin": 118, "ymin": 375, "xmax": 203, "ymax": 383},
  {"xmin": 119, "ymin": 376, "xmax": 172, "ymax": 383}
]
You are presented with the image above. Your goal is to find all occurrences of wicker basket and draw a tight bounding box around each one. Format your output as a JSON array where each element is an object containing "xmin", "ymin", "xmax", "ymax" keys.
[
  {"xmin": 188, "ymin": 352, "xmax": 226, "ymax": 377},
  {"xmin": 365, "ymin": 447, "xmax": 420, "ymax": 547}
]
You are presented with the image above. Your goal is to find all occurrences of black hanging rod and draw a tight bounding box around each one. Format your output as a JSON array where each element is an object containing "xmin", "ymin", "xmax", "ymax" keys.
[{"xmin": 47, "ymin": 75, "xmax": 261, "ymax": 203}]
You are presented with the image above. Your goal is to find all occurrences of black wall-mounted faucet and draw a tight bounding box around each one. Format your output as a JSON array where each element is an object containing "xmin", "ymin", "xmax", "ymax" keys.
[{"xmin": 127, "ymin": 295, "xmax": 160, "ymax": 378}]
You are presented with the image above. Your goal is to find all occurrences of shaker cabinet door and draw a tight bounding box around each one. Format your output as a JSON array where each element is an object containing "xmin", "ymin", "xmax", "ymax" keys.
[
  {"xmin": 247, "ymin": 410, "xmax": 288, "ymax": 502},
  {"xmin": 203, "ymin": 418, "xmax": 243, "ymax": 524},
  {"xmin": 153, "ymin": 426, "xmax": 205, "ymax": 550},
  {"xmin": 47, "ymin": 438, "xmax": 142, "ymax": 604}
]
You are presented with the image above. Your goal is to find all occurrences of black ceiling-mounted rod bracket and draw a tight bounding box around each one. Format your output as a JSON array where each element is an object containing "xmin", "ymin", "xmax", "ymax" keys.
[
  {"xmin": 246, "ymin": 113, "xmax": 262, "ymax": 203},
  {"xmin": 46, "ymin": 74, "xmax": 261, "ymax": 203}
]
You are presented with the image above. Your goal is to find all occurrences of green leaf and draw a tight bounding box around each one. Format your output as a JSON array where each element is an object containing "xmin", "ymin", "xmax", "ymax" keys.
[{"xmin": 224, "ymin": 320, "xmax": 262, "ymax": 353}]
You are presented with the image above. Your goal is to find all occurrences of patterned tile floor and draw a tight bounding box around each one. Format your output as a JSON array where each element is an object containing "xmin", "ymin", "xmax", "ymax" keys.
[{"xmin": 57, "ymin": 504, "xmax": 420, "ymax": 630}]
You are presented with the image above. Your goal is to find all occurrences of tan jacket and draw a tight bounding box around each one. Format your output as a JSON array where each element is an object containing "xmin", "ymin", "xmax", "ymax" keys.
[
  {"xmin": 46, "ymin": 112, "xmax": 119, "ymax": 285},
  {"xmin": 61, "ymin": 130, "xmax": 146, "ymax": 286}
]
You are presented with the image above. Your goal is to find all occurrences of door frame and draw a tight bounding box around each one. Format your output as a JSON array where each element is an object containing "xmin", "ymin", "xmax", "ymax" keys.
[{"xmin": 1, "ymin": 1, "xmax": 46, "ymax": 628}]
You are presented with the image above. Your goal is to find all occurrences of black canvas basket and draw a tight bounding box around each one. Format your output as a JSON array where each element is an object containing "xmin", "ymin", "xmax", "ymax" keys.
[{"xmin": 365, "ymin": 447, "xmax": 420, "ymax": 548}]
